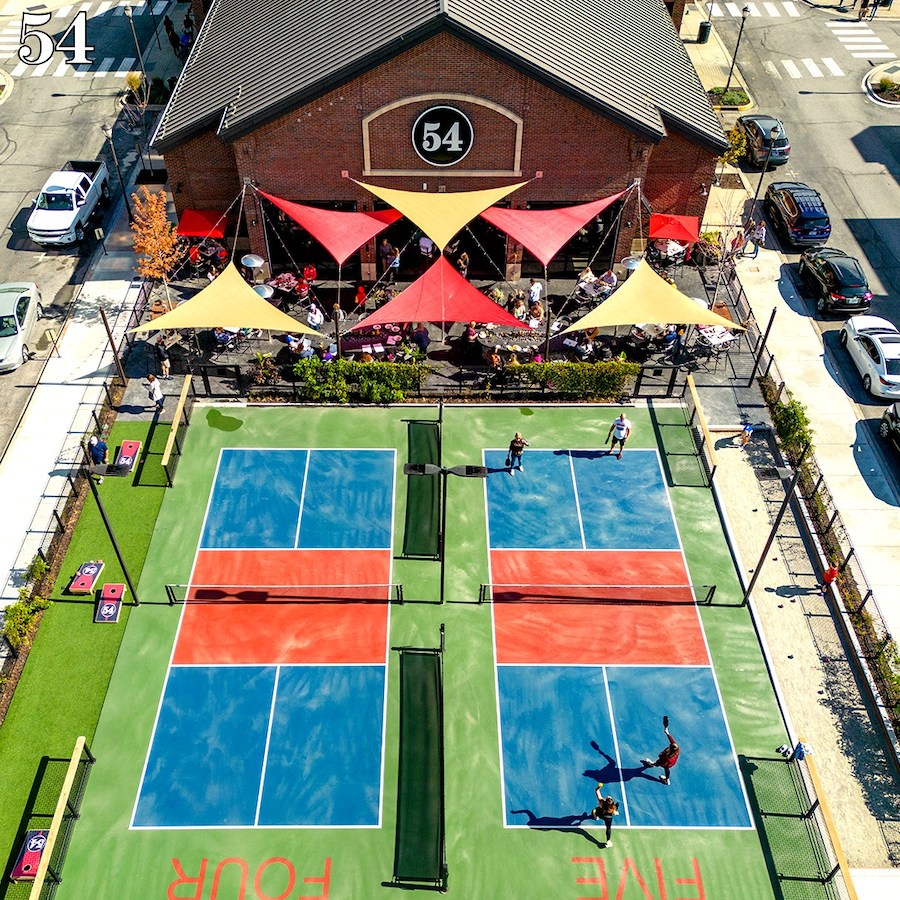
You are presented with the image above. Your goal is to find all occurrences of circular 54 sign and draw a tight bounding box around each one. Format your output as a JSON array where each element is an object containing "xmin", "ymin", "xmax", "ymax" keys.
[{"xmin": 412, "ymin": 106, "xmax": 474, "ymax": 167}]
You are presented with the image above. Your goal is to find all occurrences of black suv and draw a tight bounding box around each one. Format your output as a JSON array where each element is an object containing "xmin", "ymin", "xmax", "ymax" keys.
[
  {"xmin": 798, "ymin": 247, "xmax": 872, "ymax": 315},
  {"xmin": 764, "ymin": 182, "xmax": 831, "ymax": 247}
]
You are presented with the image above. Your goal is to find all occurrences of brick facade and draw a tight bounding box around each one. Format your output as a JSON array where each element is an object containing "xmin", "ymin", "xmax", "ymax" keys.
[{"xmin": 165, "ymin": 32, "xmax": 717, "ymax": 276}]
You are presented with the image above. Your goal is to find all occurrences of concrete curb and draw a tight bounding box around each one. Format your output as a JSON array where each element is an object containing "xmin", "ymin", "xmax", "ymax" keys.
[{"xmin": 862, "ymin": 60, "xmax": 900, "ymax": 106}]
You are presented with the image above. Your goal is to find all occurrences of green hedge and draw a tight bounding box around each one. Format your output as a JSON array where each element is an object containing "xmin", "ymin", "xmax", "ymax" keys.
[
  {"xmin": 512, "ymin": 360, "xmax": 639, "ymax": 400},
  {"xmin": 292, "ymin": 358, "xmax": 429, "ymax": 403}
]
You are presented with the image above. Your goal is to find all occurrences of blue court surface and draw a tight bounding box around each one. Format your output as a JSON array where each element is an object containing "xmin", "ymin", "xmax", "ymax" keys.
[
  {"xmin": 134, "ymin": 664, "xmax": 386, "ymax": 828},
  {"xmin": 200, "ymin": 448, "xmax": 395, "ymax": 550},
  {"xmin": 498, "ymin": 665, "xmax": 751, "ymax": 829},
  {"xmin": 483, "ymin": 449, "xmax": 680, "ymax": 550}
]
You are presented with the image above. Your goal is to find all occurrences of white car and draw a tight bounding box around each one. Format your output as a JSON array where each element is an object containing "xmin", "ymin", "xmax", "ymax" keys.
[
  {"xmin": 840, "ymin": 315, "xmax": 900, "ymax": 399},
  {"xmin": 0, "ymin": 283, "xmax": 43, "ymax": 373}
]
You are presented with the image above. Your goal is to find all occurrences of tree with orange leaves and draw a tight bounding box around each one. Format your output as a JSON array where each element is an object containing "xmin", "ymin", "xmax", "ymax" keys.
[{"xmin": 131, "ymin": 186, "xmax": 184, "ymax": 309}]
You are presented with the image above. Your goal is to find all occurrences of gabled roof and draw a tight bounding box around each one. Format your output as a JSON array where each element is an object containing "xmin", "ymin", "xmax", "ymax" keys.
[{"xmin": 154, "ymin": 0, "xmax": 726, "ymax": 154}]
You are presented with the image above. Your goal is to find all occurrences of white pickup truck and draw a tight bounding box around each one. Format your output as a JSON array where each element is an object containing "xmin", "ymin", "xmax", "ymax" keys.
[{"xmin": 27, "ymin": 160, "xmax": 111, "ymax": 246}]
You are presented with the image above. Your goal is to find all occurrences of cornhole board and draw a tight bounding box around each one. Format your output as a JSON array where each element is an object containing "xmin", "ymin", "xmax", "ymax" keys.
[
  {"xmin": 115, "ymin": 440, "xmax": 141, "ymax": 473},
  {"xmin": 94, "ymin": 583, "xmax": 126, "ymax": 624},
  {"xmin": 69, "ymin": 560, "xmax": 104, "ymax": 595},
  {"xmin": 10, "ymin": 830, "xmax": 48, "ymax": 882}
]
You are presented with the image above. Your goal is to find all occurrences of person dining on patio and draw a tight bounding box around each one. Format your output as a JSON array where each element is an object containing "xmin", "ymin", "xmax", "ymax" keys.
[
  {"xmin": 307, "ymin": 303, "xmax": 325, "ymax": 330},
  {"xmin": 528, "ymin": 300, "xmax": 544, "ymax": 328},
  {"xmin": 511, "ymin": 293, "xmax": 528, "ymax": 322},
  {"xmin": 599, "ymin": 268, "xmax": 618, "ymax": 293},
  {"xmin": 411, "ymin": 323, "xmax": 431, "ymax": 353}
]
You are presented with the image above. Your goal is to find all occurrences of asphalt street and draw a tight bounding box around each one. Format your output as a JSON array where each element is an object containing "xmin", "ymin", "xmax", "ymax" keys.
[
  {"xmin": 711, "ymin": 0, "xmax": 900, "ymax": 494},
  {"xmin": 0, "ymin": 2, "xmax": 169, "ymax": 458}
]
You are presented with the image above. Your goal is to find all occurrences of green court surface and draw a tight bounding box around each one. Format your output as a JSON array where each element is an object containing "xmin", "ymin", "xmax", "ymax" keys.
[{"xmin": 50, "ymin": 404, "xmax": 788, "ymax": 900}]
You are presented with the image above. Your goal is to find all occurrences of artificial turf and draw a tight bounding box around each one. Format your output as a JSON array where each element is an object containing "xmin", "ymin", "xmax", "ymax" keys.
[{"xmin": 0, "ymin": 421, "xmax": 168, "ymax": 900}]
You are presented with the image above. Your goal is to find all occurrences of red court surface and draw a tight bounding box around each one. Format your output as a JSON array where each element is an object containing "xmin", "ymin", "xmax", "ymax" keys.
[
  {"xmin": 491, "ymin": 549, "xmax": 709, "ymax": 665},
  {"xmin": 173, "ymin": 549, "xmax": 392, "ymax": 665}
]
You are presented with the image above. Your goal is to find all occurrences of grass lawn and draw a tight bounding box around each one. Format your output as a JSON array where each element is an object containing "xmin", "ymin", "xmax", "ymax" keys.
[{"xmin": 0, "ymin": 421, "xmax": 168, "ymax": 899}]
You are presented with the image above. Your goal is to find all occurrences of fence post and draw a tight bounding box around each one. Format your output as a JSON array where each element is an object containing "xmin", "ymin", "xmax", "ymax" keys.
[
  {"xmin": 634, "ymin": 367, "xmax": 644, "ymax": 396},
  {"xmin": 747, "ymin": 308, "xmax": 777, "ymax": 387},
  {"xmin": 666, "ymin": 366, "xmax": 678, "ymax": 398}
]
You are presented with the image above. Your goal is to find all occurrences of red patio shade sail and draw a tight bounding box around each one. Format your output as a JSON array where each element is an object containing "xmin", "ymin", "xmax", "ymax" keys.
[
  {"xmin": 177, "ymin": 209, "xmax": 226, "ymax": 238},
  {"xmin": 348, "ymin": 256, "xmax": 531, "ymax": 330},
  {"xmin": 648, "ymin": 213, "xmax": 700, "ymax": 243},
  {"xmin": 258, "ymin": 190, "xmax": 402, "ymax": 265},
  {"xmin": 479, "ymin": 191, "xmax": 627, "ymax": 267}
]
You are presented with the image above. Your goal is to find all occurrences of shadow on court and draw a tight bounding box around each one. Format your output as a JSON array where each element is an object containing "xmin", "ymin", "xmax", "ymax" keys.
[
  {"xmin": 583, "ymin": 741, "xmax": 661, "ymax": 785},
  {"xmin": 509, "ymin": 809, "xmax": 606, "ymax": 848}
]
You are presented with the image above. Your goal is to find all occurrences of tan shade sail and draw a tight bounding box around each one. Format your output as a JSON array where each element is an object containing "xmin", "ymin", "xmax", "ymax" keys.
[
  {"xmin": 354, "ymin": 180, "xmax": 527, "ymax": 251},
  {"xmin": 131, "ymin": 263, "xmax": 318, "ymax": 334},
  {"xmin": 561, "ymin": 260, "xmax": 743, "ymax": 333}
]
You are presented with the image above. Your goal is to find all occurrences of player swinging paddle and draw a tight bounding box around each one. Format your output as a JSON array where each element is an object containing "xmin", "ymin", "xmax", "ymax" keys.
[{"xmin": 641, "ymin": 716, "xmax": 679, "ymax": 785}]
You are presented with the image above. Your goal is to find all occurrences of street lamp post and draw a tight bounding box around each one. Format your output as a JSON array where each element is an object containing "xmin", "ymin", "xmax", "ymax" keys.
[
  {"xmin": 724, "ymin": 6, "xmax": 751, "ymax": 94},
  {"xmin": 749, "ymin": 125, "xmax": 780, "ymax": 221},
  {"xmin": 404, "ymin": 462, "xmax": 488, "ymax": 604},
  {"xmin": 101, "ymin": 124, "xmax": 133, "ymax": 223},
  {"xmin": 124, "ymin": 6, "xmax": 150, "ymax": 107},
  {"xmin": 126, "ymin": 1, "xmax": 160, "ymax": 52}
]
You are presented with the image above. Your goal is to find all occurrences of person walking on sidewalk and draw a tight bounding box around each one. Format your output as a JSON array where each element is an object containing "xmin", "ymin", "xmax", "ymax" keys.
[
  {"xmin": 147, "ymin": 374, "xmax": 165, "ymax": 413},
  {"xmin": 858, "ymin": 0, "xmax": 870, "ymax": 20},
  {"xmin": 155, "ymin": 335, "xmax": 172, "ymax": 379},
  {"xmin": 590, "ymin": 784, "xmax": 619, "ymax": 847},
  {"xmin": 746, "ymin": 221, "xmax": 766, "ymax": 258},
  {"xmin": 164, "ymin": 16, "xmax": 180, "ymax": 57},
  {"xmin": 88, "ymin": 435, "xmax": 108, "ymax": 483},
  {"xmin": 819, "ymin": 563, "xmax": 839, "ymax": 595}
]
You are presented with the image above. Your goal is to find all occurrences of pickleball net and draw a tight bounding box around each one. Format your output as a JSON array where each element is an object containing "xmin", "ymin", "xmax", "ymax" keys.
[
  {"xmin": 478, "ymin": 583, "xmax": 716, "ymax": 605},
  {"xmin": 165, "ymin": 582, "xmax": 404, "ymax": 605}
]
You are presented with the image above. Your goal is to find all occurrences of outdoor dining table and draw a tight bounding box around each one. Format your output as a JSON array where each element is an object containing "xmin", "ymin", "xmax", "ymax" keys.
[{"xmin": 476, "ymin": 326, "xmax": 539, "ymax": 353}]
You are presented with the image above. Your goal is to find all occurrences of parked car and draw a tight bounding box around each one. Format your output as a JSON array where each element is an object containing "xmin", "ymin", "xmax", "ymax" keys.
[
  {"xmin": 26, "ymin": 160, "xmax": 110, "ymax": 246},
  {"xmin": 736, "ymin": 114, "xmax": 790, "ymax": 167},
  {"xmin": 798, "ymin": 247, "xmax": 872, "ymax": 315},
  {"xmin": 840, "ymin": 315, "xmax": 900, "ymax": 398},
  {"xmin": 879, "ymin": 403, "xmax": 900, "ymax": 452},
  {"xmin": 0, "ymin": 283, "xmax": 43, "ymax": 373},
  {"xmin": 764, "ymin": 182, "xmax": 831, "ymax": 247}
]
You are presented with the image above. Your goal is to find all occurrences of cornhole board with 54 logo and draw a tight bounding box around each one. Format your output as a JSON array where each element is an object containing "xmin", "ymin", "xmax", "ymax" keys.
[{"xmin": 94, "ymin": 583, "xmax": 126, "ymax": 624}]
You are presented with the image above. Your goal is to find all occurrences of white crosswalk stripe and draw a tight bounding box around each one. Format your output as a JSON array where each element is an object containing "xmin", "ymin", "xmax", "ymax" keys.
[
  {"xmin": 96, "ymin": 1, "xmax": 114, "ymax": 14},
  {"xmin": 709, "ymin": 1, "xmax": 800, "ymax": 16},
  {"xmin": 825, "ymin": 21, "xmax": 892, "ymax": 56},
  {"xmin": 55, "ymin": 5, "xmax": 73, "ymax": 17},
  {"xmin": 114, "ymin": 56, "xmax": 136, "ymax": 75},
  {"xmin": 52, "ymin": 58, "xmax": 71, "ymax": 77},
  {"xmin": 762, "ymin": 58, "xmax": 847, "ymax": 79},
  {"xmin": 801, "ymin": 58, "xmax": 823, "ymax": 77}
]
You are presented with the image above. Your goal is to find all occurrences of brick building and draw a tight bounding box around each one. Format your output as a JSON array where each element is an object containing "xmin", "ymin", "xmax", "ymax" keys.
[{"xmin": 157, "ymin": 0, "xmax": 724, "ymax": 281}]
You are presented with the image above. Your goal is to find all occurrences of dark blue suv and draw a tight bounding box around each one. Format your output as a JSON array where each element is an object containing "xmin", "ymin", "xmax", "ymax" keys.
[{"xmin": 764, "ymin": 182, "xmax": 831, "ymax": 247}]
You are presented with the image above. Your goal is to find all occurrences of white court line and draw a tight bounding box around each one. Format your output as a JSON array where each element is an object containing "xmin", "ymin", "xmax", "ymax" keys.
[
  {"xmin": 782, "ymin": 60, "xmax": 803, "ymax": 78},
  {"xmin": 763, "ymin": 60, "xmax": 782, "ymax": 78},
  {"xmin": 821, "ymin": 57, "xmax": 845, "ymax": 76},
  {"xmin": 293, "ymin": 450, "xmax": 311, "ymax": 549},
  {"xmin": 763, "ymin": 2, "xmax": 780, "ymax": 15},
  {"xmin": 603, "ymin": 668, "xmax": 631, "ymax": 828},
  {"xmin": 253, "ymin": 666, "xmax": 281, "ymax": 827},
  {"xmin": 802, "ymin": 59, "xmax": 823, "ymax": 77},
  {"xmin": 567, "ymin": 451, "xmax": 587, "ymax": 550},
  {"xmin": 114, "ymin": 56, "xmax": 136, "ymax": 75},
  {"xmin": 783, "ymin": 1, "xmax": 800, "ymax": 15}
]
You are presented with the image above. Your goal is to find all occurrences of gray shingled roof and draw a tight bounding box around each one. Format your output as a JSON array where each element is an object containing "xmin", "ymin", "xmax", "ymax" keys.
[{"xmin": 153, "ymin": 0, "xmax": 726, "ymax": 153}]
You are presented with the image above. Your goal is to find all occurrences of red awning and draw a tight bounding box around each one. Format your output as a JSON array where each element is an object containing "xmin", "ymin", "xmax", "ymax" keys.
[
  {"xmin": 648, "ymin": 214, "xmax": 700, "ymax": 243},
  {"xmin": 479, "ymin": 191, "xmax": 626, "ymax": 267},
  {"xmin": 177, "ymin": 209, "xmax": 226, "ymax": 238},
  {"xmin": 349, "ymin": 256, "xmax": 531, "ymax": 330},
  {"xmin": 258, "ymin": 190, "xmax": 402, "ymax": 266}
]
